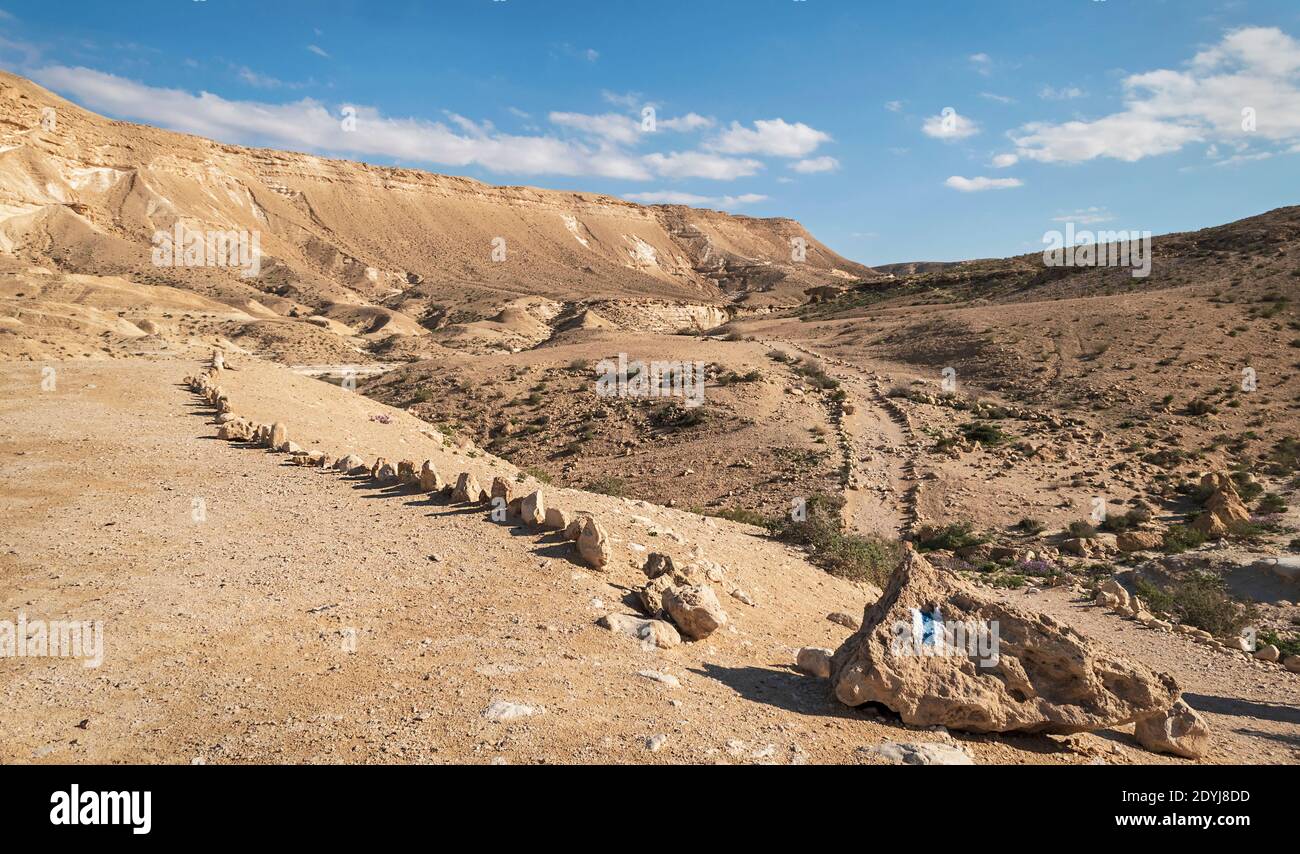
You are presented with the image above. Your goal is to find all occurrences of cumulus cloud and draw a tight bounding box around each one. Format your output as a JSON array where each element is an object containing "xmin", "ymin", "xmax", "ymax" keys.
[
  {"xmin": 1012, "ymin": 27, "xmax": 1300, "ymax": 164},
  {"xmin": 790, "ymin": 155, "xmax": 840, "ymax": 173},
  {"xmin": 708, "ymin": 118, "xmax": 831, "ymax": 157},
  {"xmin": 922, "ymin": 108, "xmax": 980, "ymax": 140},
  {"xmin": 549, "ymin": 111, "xmax": 641, "ymax": 145},
  {"xmin": 643, "ymin": 150, "xmax": 762, "ymax": 180},
  {"xmin": 28, "ymin": 66, "xmax": 766, "ymax": 182},
  {"xmin": 945, "ymin": 175, "xmax": 1023, "ymax": 192}
]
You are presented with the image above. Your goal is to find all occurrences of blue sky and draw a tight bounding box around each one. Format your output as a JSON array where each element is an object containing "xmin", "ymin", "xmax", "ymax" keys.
[{"xmin": 2, "ymin": 0, "xmax": 1300, "ymax": 265}]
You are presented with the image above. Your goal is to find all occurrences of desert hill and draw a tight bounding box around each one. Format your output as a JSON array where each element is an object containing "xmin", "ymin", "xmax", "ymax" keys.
[{"xmin": 0, "ymin": 71, "xmax": 869, "ymax": 362}]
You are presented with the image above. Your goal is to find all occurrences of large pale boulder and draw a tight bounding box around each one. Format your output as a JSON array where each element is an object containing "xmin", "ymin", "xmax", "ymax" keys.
[
  {"xmin": 598, "ymin": 613, "xmax": 682, "ymax": 649},
  {"xmin": 576, "ymin": 517, "xmax": 612, "ymax": 568},
  {"xmin": 520, "ymin": 490, "xmax": 545, "ymax": 527},
  {"xmin": 490, "ymin": 476, "xmax": 515, "ymax": 506},
  {"xmin": 269, "ymin": 422, "xmax": 288, "ymax": 449},
  {"xmin": 418, "ymin": 460, "xmax": 444, "ymax": 493},
  {"xmin": 1192, "ymin": 472, "xmax": 1251, "ymax": 539},
  {"xmin": 662, "ymin": 584, "xmax": 728, "ymax": 640},
  {"xmin": 1134, "ymin": 698, "xmax": 1210, "ymax": 759},
  {"xmin": 829, "ymin": 550, "xmax": 1181, "ymax": 733},
  {"xmin": 1116, "ymin": 530, "xmax": 1164, "ymax": 553},
  {"xmin": 397, "ymin": 460, "xmax": 419, "ymax": 486},
  {"xmin": 796, "ymin": 647, "xmax": 833, "ymax": 678},
  {"xmin": 565, "ymin": 513, "xmax": 594, "ymax": 541},
  {"xmin": 217, "ymin": 419, "xmax": 253, "ymax": 441},
  {"xmin": 543, "ymin": 506, "xmax": 571, "ymax": 531},
  {"xmin": 374, "ymin": 460, "xmax": 398, "ymax": 483},
  {"xmin": 334, "ymin": 453, "xmax": 367, "ymax": 474},
  {"xmin": 452, "ymin": 471, "xmax": 484, "ymax": 504}
]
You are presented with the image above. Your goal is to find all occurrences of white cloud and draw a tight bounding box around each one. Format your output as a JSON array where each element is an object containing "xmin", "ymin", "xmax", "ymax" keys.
[
  {"xmin": 708, "ymin": 118, "xmax": 831, "ymax": 157},
  {"xmin": 549, "ymin": 111, "xmax": 641, "ymax": 145},
  {"xmin": 32, "ymin": 65, "xmax": 654, "ymax": 179},
  {"xmin": 601, "ymin": 90, "xmax": 646, "ymax": 109},
  {"xmin": 658, "ymin": 112, "xmax": 714, "ymax": 132},
  {"xmin": 1051, "ymin": 206, "xmax": 1114, "ymax": 224},
  {"xmin": 584, "ymin": 48, "xmax": 600, "ymax": 62},
  {"xmin": 1013, "ymin": 26, "xmax": 1300, "ymax": 164},
  {"xmin": 945, "ymin": 175, "xmax": 1023, "ymax": 192},
  {"xmin": 643, "ymin": 150, "xmax": 762, "ymax": 180},
  {"xmin": 623, "ymin": 191, "xmax": 767, "ymax": 208},
  {"xmin": 969, "ymin": 53, "xmax": 993, "ymax": 76},
  {"xmin": 306, "ymin": 45, "xmax": 330, "ymax": 58},
  {"xmin": 790, "ymin": 155, "xmax": 840, "ymax": 173},
  {"xmin": 990, "ymin": 153, "xmax": 1019, "ymax": 168},
  {"xmin": 1039, "ymin": 85, "xmax": 1084, "ymax": 100},
  {"xmin": 980, "ymin": 92, "xmax": 1015, "ymax": 104},
  {"xmin": 922, "ymin": 108, "xmax": 980, "ymax": 140},
  {"xmin": 885, "ymin": 100, "xmax": 903, "ymax": 112}
]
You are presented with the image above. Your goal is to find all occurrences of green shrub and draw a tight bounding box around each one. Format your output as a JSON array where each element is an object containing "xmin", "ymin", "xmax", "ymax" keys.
[
  {"xmin": 1069, "ymin": 520, "xmax": 1099, "ymax": 539},
  {"xmin": 1162, "ymin": 524, "xmax": 1207, "ymax": 554},
  {"xmin": 586, "ymin": 475, "xmax": 628, "ymax": 497},
  {"xmin": 916, "ymin": 522, "xmax": 988, "ymax": 551},
  {"xmin": 1015, "ymin": 517, "xmax": 1045, "ymax": 535},
  {"xmin": 768, "ymin": 493, "xmax": 901, "ymax": 585},
  {"xmin": 960, "ymin": 422, "xmax": 1011, "ymax": 446}
]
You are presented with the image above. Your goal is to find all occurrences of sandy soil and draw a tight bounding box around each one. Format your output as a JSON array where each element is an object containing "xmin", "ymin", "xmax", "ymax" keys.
[{"xmin": 1, "ymin": 357, "xmax": 1294, "ymax": 764}]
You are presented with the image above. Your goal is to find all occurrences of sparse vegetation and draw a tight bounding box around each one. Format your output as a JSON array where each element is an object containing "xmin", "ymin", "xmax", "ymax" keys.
[
  {"xmin": 916, "ymin": 522, "xmax": 988, "ymax": 552},
  {"xmin": 1135, "ymin": 574, "xmax": 1258, "ymax": 637},
  {"xmin": 767, "ymin": 493, "xmax": 900, "ymax": 585}
]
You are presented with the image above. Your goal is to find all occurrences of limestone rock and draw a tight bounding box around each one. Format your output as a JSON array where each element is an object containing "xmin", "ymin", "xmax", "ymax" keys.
[
  {"xmin": 1116, "ymin": 530, "xmax": 1164, "ymax": 553},
  {"xmin": 863, "ymin": 741, "xmax": 975, "ymax": 766},
  {"xmin": 576, "ymin": 517, "xmax": 611, "ymax": 568},
  {"xmin": 1283, "ymin": 655, "xmax": 1300, "ymax": 673},
  {"xmin": 452, "ymin": 471, "xmax": 484, "ymax": 504},
  {"xmin": 334, "ymin": 453, "xmax": 367, "ymax": 474},
  {"xmin": 543, "ymin": 506, "xmax": 571, "ymax": 531},
  {"xmin": 829, "ymin": 551, "xmax": 1181, "ymax": 733},
  {"xmin": 217, "ymin": 419, "xmax": 253, "ymax": 441},
  {"xmin": 490, "ymin": 476, "xmax": 515, "ymax": 506},
  {"xmin": 397, "ymin": 460, "xmax": 418, "ymax": 486},
  {"xmin": 520, "ymin": 489, "xmax": 545, "ymax": 527},
  {"xmin": 565, "ymin": 512, "xmax": 594, "ymax": 541},
  {"xmin": 597, "ymin": 613, "xmax": 681, "ymax": 649},
  {"xmin": 1192, "ymin": 472, "xmax": 1251, "ymax": 539},
  {"xmin": 1254, "ymin": 644, "xmax": 1280, "ymax": 662},
  {"xmin": 663, "ymin": 584, "xmax": 728, "ymax": 640},
  {"xmin": 269, "ymin": 422, "xmax": 288, "ymax": 449},
  {"xmin": 370, "ymin": 457, "xmax": 390, "ymax": 479},
  {"xmin": 1134, "ymin": 698, "xmax": 1210, "ymax": 759},
  {"xmin": 418, "ymin": 460, "xmax": 443, "ymax": 492},
  {"xmin": 375, "ymin": 460, "xmax": 398, "ymax": 482},
  {"xmin": 796, "ymin": 646, "xmax": 833, "ymax": 678},
  {"xmin": 643, "ymin": 553, "xmax": 677, "ymax": 579}
]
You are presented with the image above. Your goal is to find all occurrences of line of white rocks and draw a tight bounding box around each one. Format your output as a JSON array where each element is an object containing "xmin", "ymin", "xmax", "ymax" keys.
[{"xmin": 184, "ymin": 361, "xmax": 731, "ymax": 650}]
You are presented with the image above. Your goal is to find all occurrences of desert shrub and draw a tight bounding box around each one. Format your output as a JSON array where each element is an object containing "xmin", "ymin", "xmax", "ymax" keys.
[
  {"xmin": 522, "ymin": 466, "xmax": 552, "ymax": 485},
  {"xmin": 1258, "ymin": 493, "xmax": 1288, "ymax": 514},
  {"xmin": 1257, "ymin": 628, "xmax": 1300, "ymax": 657},
  {"xmin": 707, "ymin": 507, "xmax": 770, "ymax": 527},
  {"xmin": 1068, "ymin": 520, "xmax": 1099, "ymax": 539},
  {"xmin": 586, "ymin": 475, "xmax": 628, "ymax": 497},
  {"xmin": 1162, "ymin": 524, "xmax": 1207, "ymax": 554},
  {"xmin": 1014, "ymin": 517, "xmax": 1045, "ymax": 535},
  {"xmin": 1098, "ymin": 513, "xmax": 1132, "ymax": 533},
  {"xmin": 1184, "ymin": 399, "xmax": 1218, "ymax": 416},
  {"xmin": 1138, "ymin": 574, "xmax": 1257, "ymax": 636},
  {"xmin": 916, "ymin": 522, "xmax": 988, "ymax": 552},
  {"xmin": 959, "ymin": 422, "xmax": 1011, "ymax": 446},
  {"xmin": 768, "ymin": 493, "xmax": 900, "ymax": 585},
  {"xmin": 766, "ymin": 349, "xmax": 792, "ymax": 363}
]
